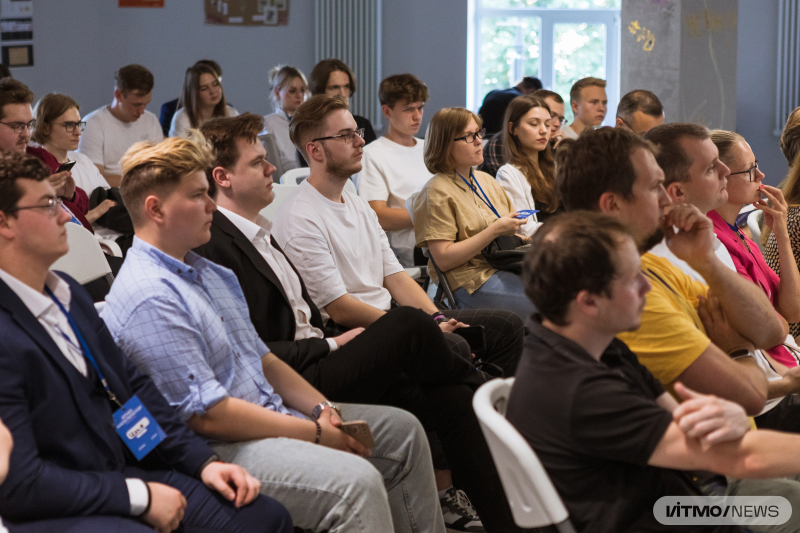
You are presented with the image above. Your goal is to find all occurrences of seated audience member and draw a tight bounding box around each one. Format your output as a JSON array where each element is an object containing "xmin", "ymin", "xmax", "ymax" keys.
[
  {"xmin": 495, "ymin": 95, "xmax": 558, "ymax": 235},
  {"xmin": 102, "ymin": 135, "xmax": 449, "ymax": 533},
  {"xmin": 478, "ymin": 88, "xmax": 565, "ymax": 177},
  {"xmin": 263, "ymin": 65, "xmax": 307, "ymax": 173},
  {"xmin": 560, "ymin": 77, "xmax": 607, "ymax": 140},
  {"xmin": 508, "ymin": 211, "xmax": 800, "ymax": 533},
  {"xmin": 79, "ymin": 64, "xmax": 164, "ymax": 187},
  {"xmin": 160, "ymin": 59, "xmax": 223, "ymax": 137},
  {"xmin": 169, "ymin": 63, "xmax": 237, "ymax": 138},
  {"xmin": 646, "ymin": 124, "xmax": 800, "ymax": 431},
  {"xmin": 556, "ymin": 127, "xmax": 783, "ymax": 416},
  {"xmin": 0, "ymin": 419, "xmax": 9, "ymax": 533},
  {"xmin": 477, "ymin": 76, "xmax": 542, "ymax": 136},
  {"xmin": 410, "ymin": 107, "xmax": 535, "ymax": 319},
  {"xmin": 765, "ymin": 107, "xmax": 800, "ymax": 337},
  {"xmin": 615, "ymin": 89, "xmax": 665, "ymax": 135},
  {"xmin": 0, "ymin": 150, "xmax": 291, "ymax": 533},
  {"xmin": 309, "ymin": 58, "xmax": 377, "ymax": 145},
  {"xmin": 196, "ymin": 113, "xmax": 528, "ymax": 532},
  {"xmin": 358, "ymin": 73, "xmax": 433, "ymax": 266}
]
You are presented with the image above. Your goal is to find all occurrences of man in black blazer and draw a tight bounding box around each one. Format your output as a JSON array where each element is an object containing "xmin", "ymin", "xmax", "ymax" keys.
[
  {"xmin": 0, "ymin": 151, "xmax": 291, "ymax": 532},
  {"xmin": 194, "ymin": 114, "xmax": 530, "ymax": 533}
]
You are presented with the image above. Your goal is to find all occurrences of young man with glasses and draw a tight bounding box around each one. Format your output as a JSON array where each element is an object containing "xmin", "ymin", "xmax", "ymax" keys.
[
  {"xmin": 615, "ymin": 89, "xmax": 665, "ymax": 136},
  {"xmin": 0, "ymin": 150, "xmax": 292, "ymax": 533}
]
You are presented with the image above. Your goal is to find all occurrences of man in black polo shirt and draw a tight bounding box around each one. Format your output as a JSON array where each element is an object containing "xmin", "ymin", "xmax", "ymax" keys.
[{"xmin": 507, "ymin": 212, "xmax": 800, "ymax": 533}]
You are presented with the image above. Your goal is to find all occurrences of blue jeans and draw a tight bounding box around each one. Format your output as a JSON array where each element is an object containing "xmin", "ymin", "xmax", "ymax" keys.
[{"xmin": 454, "ymin": 270, "xmax": 536, "ymax": 321}]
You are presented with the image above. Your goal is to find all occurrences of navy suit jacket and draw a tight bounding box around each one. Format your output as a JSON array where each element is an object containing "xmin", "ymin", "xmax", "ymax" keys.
[{"xmin": 0, "ymin": 273, "xmax": 215, "ymax": 522}]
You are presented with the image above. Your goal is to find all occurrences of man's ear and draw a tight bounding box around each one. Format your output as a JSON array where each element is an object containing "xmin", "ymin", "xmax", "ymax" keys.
[
  {"xmin": 211, "ymin": 167, "xmax": 231, "ymax": 191},
  {"xmin": 143, "ymin": 194, "xmax": 166, "ymax": 225},
  {"xmin": 571, "ymin": 99, "xmax": 580, "ymax": 115},
  {"xmin": 574, "ymin": 289, "xmax": 601, "ymax": 319},
  {"xmin": 666, "ymin": 181, "xmax": 685, "ymax": 204},
  {"xmin": 0, "ymin": 211, "xmax": 14, "ymax": 240},
  {"xmin": 615, "ymin": 117, "xmax": 626, "ymax": 129},
  {"xmin": 381, "ymin": 104, "xmax": 392, "ymax": 120},
  {"xmin": 305, "ymin": 140, "xmax": 324, "ymax": 165},
  {"xmin": 597, "ymin": 191, "xmax": 620, "ymax": 214},
  {"xmin": 114, "ymin": 88, "xmax": 124, "ymax": 102}
]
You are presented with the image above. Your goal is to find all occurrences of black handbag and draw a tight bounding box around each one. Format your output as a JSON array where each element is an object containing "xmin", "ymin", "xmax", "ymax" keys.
[{"xmin": 481, "ymin": 235, "xmax": 529, "ymax": 274}]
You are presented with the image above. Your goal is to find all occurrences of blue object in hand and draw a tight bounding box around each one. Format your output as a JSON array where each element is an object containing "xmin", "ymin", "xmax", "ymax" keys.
[{"xmin": 514, "ymin": 209, "xmax": 539, "ymax": 219}]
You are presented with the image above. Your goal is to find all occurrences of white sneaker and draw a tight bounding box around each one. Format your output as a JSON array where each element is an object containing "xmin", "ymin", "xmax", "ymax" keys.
[{"xmin": 440, "ymin": 487, "xmax": 485, "ymax": 532}]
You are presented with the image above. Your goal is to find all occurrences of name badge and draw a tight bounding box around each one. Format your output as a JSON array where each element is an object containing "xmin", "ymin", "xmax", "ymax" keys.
[{"xmin": 113, "ymin": 395, "xmax": 167, "ymax": 460}]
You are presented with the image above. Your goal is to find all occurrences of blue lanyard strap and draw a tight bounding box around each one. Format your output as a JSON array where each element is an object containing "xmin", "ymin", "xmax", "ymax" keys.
[
  {"xmin": 458, "ymin": 169, "xmax": 500, "ymax": 219},
  {"xmin": 45, "ymin": 286, "xmax": 122, "ymax": 407}
]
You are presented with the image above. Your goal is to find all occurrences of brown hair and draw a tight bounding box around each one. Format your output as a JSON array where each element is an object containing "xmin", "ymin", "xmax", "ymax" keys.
[
  {"xmin": 616, "ymin": 90, "xmax": 664, "ymax": 121},
  {"xmin": 569, "ymin": 77, "xmax": 606, "ymax": 104},
  {"xmin": 119, "ymin": 133, "xmax": 213, "ymax": 227},
  {"xmin": 557, "ymin": 127, "xmax": 657, "ymax": 211},
  {"xmin": 502, "ymin": 95, "xmax": 557, "ymax": 212},
  {"xmin": 0, "ymin": 151, "xmax": 50, "ymax": 216},
  {"xmin": 424, "ymin": 107, "xmax": 483, "ymax": 175},
  {"xmin": 115, "ymin": 64, "xmax": 154, "ymax": 96},
  {"xmin": 289, "ymin": 94, "xmax": 350, "ymax": 161},
  {"xmin": 780, "ymin": 107, "xmax": 800, "ymax": 168},
  {"xmin": 378, "ymin": 74, "xmax": 429, "ymax": 108},
  {"xmin": 644, "ymin": 123, "xmax": 710, "ymax": 186},
  {"xmin": 180, "ymin": 63, "xmax": 229, "ymax": 130},
  {"xmin": 532, "ymin": 89, "xmax": 564, "ymax": 105},
  {"xmin": 268, "ymin": 65, "xmax": 308, "ymax": 112},
  {"xmin": 32, "ymin": 93, "xmax": 80, "ymax": 145},
  {"xmin": 523, "ymin": 211, "xmax": 634, "ymax": 326},
  {"xmin": 200, "ymin": 113, "xmax": 265, "ymax": 198},
  {"xmin": 0, "ymin": 78, "xmax": 33, "ymax": 120},
  {"xmin": 309, "ymin": 58, "xmax": 357, "ymax": 96}
]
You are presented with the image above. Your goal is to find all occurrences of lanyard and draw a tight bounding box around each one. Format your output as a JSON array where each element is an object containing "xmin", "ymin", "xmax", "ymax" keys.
[
  {"xmin": 45, "ymin": 286, "xmax": 122, "ymax": 407},
  {"xmin": 458, "ymin": 169, "xmax": 500, "ymax": 219}
]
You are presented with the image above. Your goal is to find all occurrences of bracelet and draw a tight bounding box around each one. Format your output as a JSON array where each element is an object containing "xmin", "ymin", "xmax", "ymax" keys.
[
  {"xmin": 432, "ymin": 312, "xmax": 448, "ymax": 324},
  {"xmin": 142, "ymin": 481, "xmax": 153, "ymax": 516},
  {"xmin": 729, "ymin": 348, "xmax": 751, "ymax": 358},
  {"xmin": 314, "ymin": 419, "xmax": 322, "ymax": 444}
]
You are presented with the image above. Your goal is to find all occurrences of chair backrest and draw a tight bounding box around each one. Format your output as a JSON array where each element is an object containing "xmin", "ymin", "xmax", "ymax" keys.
[
  {"xmin": 280, "ymin": 167, "xmax": 311, "ymax": 185},
  {"xmin": 260, "ymin": 183, "xmax": 298, "ymax": 221},
  {"xmin": 473, "ymin": 378, "xmax": 575, "ymax": 531},
  {"xmin": 343, "ymin": 178, "xmax": 357, "ymax": 194},
  {"xmin": 51, "ymin": 223, "xmax": 113, "ymax": 285},
  {"xmin": 259, "ymin": 132, "xmax": 285, "ymax": 182}
]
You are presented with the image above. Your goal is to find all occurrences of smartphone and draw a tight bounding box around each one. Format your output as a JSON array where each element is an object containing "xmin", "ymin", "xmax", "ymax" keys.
[
  {"xmin": 340, "ymin": 420, "xmax": 374, "ymax": 449},
  {"xmin": 453, "ymin": 325, "xmax": 486, "ymax": 353},
  {"xmin": 56, "ymin": 160, "xmax": 76, "ymax": 173},
  {"xmin": 514, "ymin": 209, "xmax": 539, "ymax": 219}
]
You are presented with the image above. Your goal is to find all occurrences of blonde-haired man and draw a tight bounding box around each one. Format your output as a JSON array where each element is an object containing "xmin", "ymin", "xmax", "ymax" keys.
[
  {"xmin": 561, "ymin": 76, "xmax": 607, "ymax": 140},
  {"xmin": 102, "ymin": 134, "xmax": 446, "ymax": 533}
]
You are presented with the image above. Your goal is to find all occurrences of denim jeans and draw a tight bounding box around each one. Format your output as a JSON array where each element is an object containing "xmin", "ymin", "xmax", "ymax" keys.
[
  {"xmin": 212, "ymin": 403, "xmax": 444, "ymax": 533},
  {"xmin": 454, "ymin": 270, "xmax": 536, "ymax": 322}
]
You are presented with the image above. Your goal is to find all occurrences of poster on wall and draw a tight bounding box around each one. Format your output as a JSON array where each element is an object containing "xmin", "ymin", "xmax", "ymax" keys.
[
  {"xmin": 205, "ymin": 0, "xmax": 290, "ymax": 26},
  {"xmin": 119, "ymin": 0, "xmax": 164, "ymax": 6},
  {"xmin": 0, "ymin": 0, "xmax": 33, "ymax": 67}
]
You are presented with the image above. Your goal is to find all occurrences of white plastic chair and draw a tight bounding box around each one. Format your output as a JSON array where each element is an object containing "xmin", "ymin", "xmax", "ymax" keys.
[
  {"xmin": 747, "ymin": 210, "xmax": 764, "ymax": 252},
  {"xmin": 473, "ymin": 378, "xmax": 576, "ymax": 532},
  {"xmin": 260, "ymin": 183, "xmax": 299, "ymax": 221},
  {"xmin": 51, "ymin": 223, "xmax": 114, "ymax": 286},
  {"xmin": 281, "ymin": 167, "xmax": 311, "ymax": 185}
]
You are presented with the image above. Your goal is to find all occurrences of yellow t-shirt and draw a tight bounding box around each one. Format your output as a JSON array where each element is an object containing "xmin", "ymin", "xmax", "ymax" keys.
[
  {"xmin": 617, "ymin": 253, "xmax": 711, "ymax": 386},
  {"xmin": 413, "ymin": 170, "xmax": 514, "ymax": 294}
]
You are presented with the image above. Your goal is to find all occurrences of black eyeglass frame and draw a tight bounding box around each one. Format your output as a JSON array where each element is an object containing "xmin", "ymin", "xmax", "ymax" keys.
[
  {"xmin": 0, "ymin": 119, "xmax": 37, "ymax": 134},
  {"xmin": 453, "ymin": 128, "xmax": 486, "ymax": 144},
  {"xmin": 729, "ymin": 161, "xmax": 760, "ymax": 182},
  {"xmin": 55, "ymin": 121, "xmax": 87, "ymax": 133},
  {"xmin": 312, "ymin": 128, "xmax": 365, "ymax": 143}
]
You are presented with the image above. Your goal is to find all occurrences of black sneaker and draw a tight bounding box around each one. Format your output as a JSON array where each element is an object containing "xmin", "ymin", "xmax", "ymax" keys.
[{"xmin": 440, "ymin": 487, "xmax": 485, "ymax": 532}]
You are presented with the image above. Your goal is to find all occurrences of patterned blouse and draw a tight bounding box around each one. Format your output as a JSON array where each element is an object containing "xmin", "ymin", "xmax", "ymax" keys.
[{"xmin": 764, "ymin": 206, "xmax": 800, "ymax": 339}]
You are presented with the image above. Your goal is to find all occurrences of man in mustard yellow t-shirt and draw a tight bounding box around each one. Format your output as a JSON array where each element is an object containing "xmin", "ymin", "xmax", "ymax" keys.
[{"xmin": 556, "ymin": 127, "xmax": 783, "ymax": 416}]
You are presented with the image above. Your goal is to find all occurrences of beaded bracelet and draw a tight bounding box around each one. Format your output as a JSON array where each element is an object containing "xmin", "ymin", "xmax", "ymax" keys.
[{"xmin": 314, "ymin": 419, "xmax": 322, "ymax": 444}]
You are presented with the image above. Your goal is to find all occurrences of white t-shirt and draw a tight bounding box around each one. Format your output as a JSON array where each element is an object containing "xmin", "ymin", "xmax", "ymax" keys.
[
  {"xmin": 648, "ymin": 237, "xmax": 736, "ymax": 284},
  {"xmin": 560, "ymin": 123, "xmax": 580, "ymax": 140},
  {"xmin": 357, "ymin": 136, "xmax": 433, "ymax": 266},
  {"xmin": 494, "ymin": 163, "xmax": 543, "ymax": 237},
  {"xmin": 263, "ymin": 112, "xmax": 300, "ymax": 173},
  {"xmin": 78, "ymin": 106, "xmax": 164, "ymax": 176},
  {"xmin": 68, "ymin": 151, "xmax": 110, "ymax": 193},
  {"xmin": 169, "ymin": 105, "xmax": 238, "ymax": 138},
  {"xmin": 272, "ymin": 180, "xmax": 404, "ymax": 321}
]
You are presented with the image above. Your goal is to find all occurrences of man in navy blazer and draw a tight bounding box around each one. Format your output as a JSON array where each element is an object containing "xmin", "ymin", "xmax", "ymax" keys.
[{"xmin": 0, "ymin": 151, "xmax": 291, "ymax": 532}]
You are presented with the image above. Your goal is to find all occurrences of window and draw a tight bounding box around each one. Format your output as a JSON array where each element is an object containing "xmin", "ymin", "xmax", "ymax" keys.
[{"xmin": 468, "ymin": 0, "xmax": 621, "ymax": 126}]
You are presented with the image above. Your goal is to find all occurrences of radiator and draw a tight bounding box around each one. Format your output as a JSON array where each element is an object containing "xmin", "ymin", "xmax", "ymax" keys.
[{"xmin": 776, "ymin": 0, "xmax": 800, "ymax": 136}]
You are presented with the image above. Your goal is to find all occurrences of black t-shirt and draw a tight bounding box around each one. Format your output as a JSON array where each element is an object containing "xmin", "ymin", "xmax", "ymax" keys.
[{"xmin": 506, "ymin": 318, "xmax": 741, "ymax": 533}]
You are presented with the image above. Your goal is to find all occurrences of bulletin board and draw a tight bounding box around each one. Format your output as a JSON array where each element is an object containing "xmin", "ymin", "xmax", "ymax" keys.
[
  {"xmin": 0, "ymin": 0, "xmax": 33, "ymax": 67},
  {"xmin": 205, "ymin": 0, "xmax": 290, "ymax": 26}
]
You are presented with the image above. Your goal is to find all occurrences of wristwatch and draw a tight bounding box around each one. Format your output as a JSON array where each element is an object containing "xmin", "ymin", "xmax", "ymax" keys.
[
  {"xmin": 729, "ymin": 348, "xmax": 757, "ymax": 361},
  {"xmin": 311, "ymin": 401, "xmax": 341, "ymax": 421}
]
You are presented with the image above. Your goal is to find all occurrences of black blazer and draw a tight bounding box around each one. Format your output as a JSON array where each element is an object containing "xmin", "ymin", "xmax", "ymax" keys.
[
  {"xmin": 0, "ymin": 274, "xmax": 215, "ymax": 522},
  {"xmin": 194, "ymin": 210, "xmax": 339, "ymax": 373}
]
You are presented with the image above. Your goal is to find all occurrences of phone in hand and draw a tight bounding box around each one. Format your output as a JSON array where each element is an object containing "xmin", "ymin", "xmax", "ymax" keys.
[
  {"xmin": 339, "ymin": 420, "xmax": 374, "ymax": 449},
  {"xmin": 56, "ymin": 160, "xmax": 76, "ymax": 173},
  {"xmin": 514, "ymin": 209, "xmax": 539, "ymax": 219},
  {"xmin": 453, "ymin": 325, "xmax": 486, "ymax": 352}
]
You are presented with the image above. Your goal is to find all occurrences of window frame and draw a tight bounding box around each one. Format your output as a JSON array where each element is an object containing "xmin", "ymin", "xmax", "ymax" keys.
[{"xmin": 467, "ymin": 2, "xmax": 621, "ymax": 127}]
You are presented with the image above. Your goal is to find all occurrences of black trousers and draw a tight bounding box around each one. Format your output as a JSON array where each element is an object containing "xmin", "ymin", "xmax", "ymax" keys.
[
  {"xmin": 755, "ymin": 394, "xmax": 800, "ymax": 432},
  {"xmin": 302, "ymin": 306, "xmax": 530, "ymax": 533},
  {"xmin": 6, "ymin": 469, "xmax": 293, "ymax": 533}
]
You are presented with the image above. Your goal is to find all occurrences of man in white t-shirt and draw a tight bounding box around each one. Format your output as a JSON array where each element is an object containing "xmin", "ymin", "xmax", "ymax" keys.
[
  {"xmin": 78, "ymin": 64, "xmax": 163, "ymax": 187},
  {"xmin": 272, "ymin": 94, "xmax": 529, "ymax": 533},
  {"xmin": 560, "ymin": 77, "xmax": 607, "ymax": 140},
  {"xmin": 358, "ymin": 74, "xmax": 432, "ymax": 266}
]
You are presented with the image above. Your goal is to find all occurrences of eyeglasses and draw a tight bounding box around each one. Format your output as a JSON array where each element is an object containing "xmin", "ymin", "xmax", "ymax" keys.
[
  {"xmin": 729, "ymin": 161, "xmax": 759, "ymax": 182},
  {"xmin": 312, "ymin": 128, "xmax": 365, "ymax": 144},
  {"xmin": 9, "ymin": 196, "xmax": 63, "ymax": 217},
  {"xmin": 55, "ymin": 121, "xmax": 86, "ymax": 133},
  {"xmin": 453, "ymin": 128, "xmax": 486, "ymax": 144},
  {"xmin": 549, "ymin": 113, "xmax": 565, "ymax": 126},
  {"xmin": 0, "ymin": 119, "xmax": 36, "ymax": 134}
]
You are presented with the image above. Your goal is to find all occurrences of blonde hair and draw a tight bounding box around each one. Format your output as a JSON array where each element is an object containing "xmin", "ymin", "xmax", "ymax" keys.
[
  {"xmin": 709, "ymin": 130, "xmax": 745, "ymax": 165},
  {"xmin": 781, "ymin": 107, "xmax": 800, "ymax": 168},
  {"xmin": 120, "ymin": 131, "xmax": 213, "ymax": 226},
  {"xmin": 424, "ymin": 107, "xmax": 483, "ymax": 175},
  {"xmin": 268, "ymin": 65, "xmax": 307, "ymax": 112}
]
